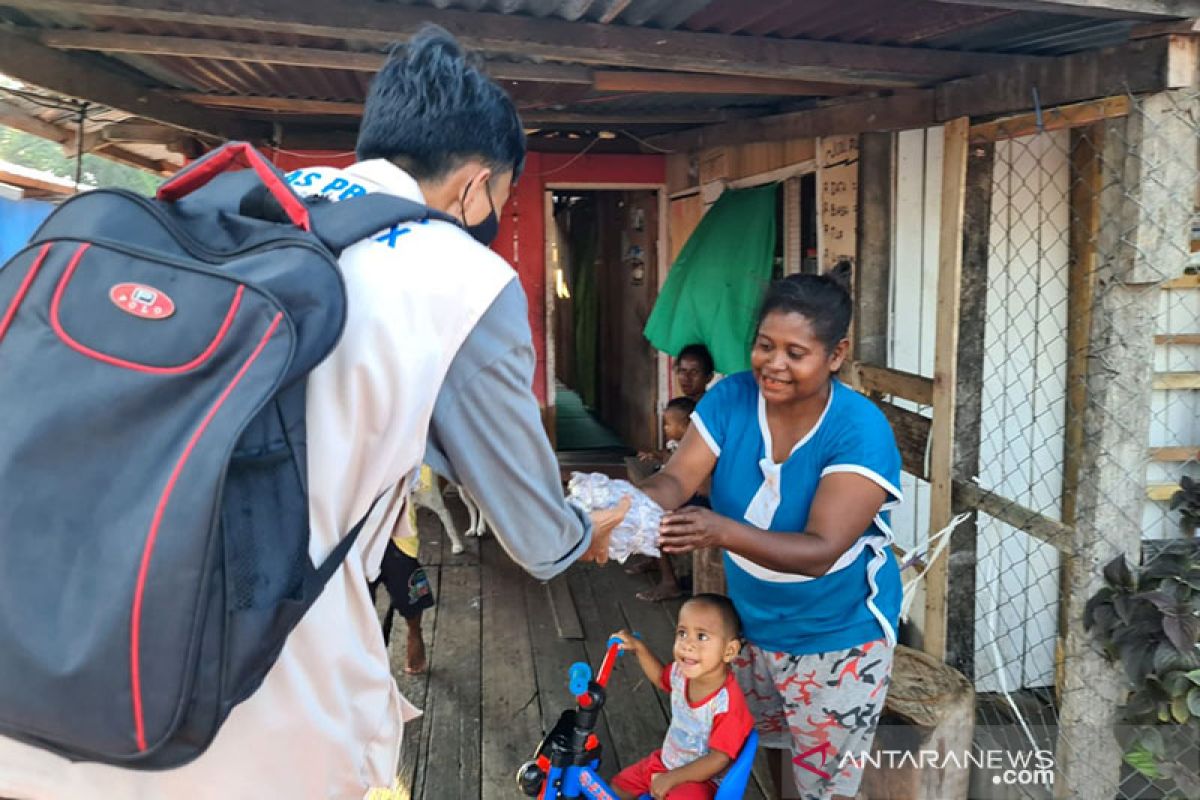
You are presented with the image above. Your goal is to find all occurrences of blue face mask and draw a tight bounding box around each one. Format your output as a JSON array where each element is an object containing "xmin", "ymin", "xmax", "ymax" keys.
[{"xmin": 461, "ymin": 178, "xmax": 499, "ymax": 247}]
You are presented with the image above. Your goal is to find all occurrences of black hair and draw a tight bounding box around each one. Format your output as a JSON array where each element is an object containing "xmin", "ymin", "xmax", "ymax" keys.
[
  {"xmin": 756, "ymin": 260, "xmax": 853, "ymax": 353},
  {"xmin": 665, "ymin": 396, "xmax": 696, "ymax": 417},
  {"xmin": 676, "ymin": 344, "xmax": 715, "ymax": 377},
  {"xmin": 683, "ymin": 593, "xmax": 743, "ymax": 641},
  {"xmin": 356, "ymin": 25, "xmax": 526, "ymax": 183}
]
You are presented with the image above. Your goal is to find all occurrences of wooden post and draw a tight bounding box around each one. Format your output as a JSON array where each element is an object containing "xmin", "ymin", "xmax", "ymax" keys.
[
  {"xmin": 860, "ymin": 646, "xmax": 975, "ymax": 800},
  {"xmin": 945, "ymin": 139, "xmax": 993, "ymax": 679},
  {"xmin": 1055, "ymin": 90, "xmax": 1199, "ymax": 799},
  {"xmin": 1058, "ymin": 123, "xmax": 1104, "ymax": 698},
  {"xmin": 923, "ymin": 117, "xmax": 970, "ymax": 662},
  {"xmin": 855, "ymin": 131, "xmax": 893, "ymax": 368}
]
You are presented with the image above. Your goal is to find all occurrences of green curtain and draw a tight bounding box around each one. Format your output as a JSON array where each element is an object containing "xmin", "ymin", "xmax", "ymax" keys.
[
  {"xmin": 644, "ymin": 184, "xmax": 777, "ymax": 375},
  {"xmin": 568, "ymin": 207, "xmax": 599, "ymax": 409}
]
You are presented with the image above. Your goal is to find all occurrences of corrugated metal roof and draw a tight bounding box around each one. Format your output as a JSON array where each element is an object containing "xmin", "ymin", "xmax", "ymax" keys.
[
  {"xmin": 1, "ymin": 0, "xmax": 1137, "ymax": 56},
  {"xmin": 374, "ymin": 0, "xmax": 1136, "ymax": 54},
  {"xmin": 0, "ymin": 0, "xmax": 1174, "ymax": 150},
  {"xmin": 923, "ymin": 15, "xmax": 1135, "ymax": 54}
]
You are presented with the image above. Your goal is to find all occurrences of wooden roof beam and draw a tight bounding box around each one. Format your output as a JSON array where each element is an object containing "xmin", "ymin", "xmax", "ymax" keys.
[
  {"xmin": 591, "ymin": 71, "xmax": 858, "ymax": 96},
  {"xmin": 173, "ymin": 92, "xmax": 759, "ymax": 125},
  {"xmin": 930, "ymin": 0, "xmax": 1200, "ymax": 19},
  {"xmin": 0, "ymin": 102, "xmax": 177, "ymax": 174},
  {"xmin": 0, "ymin": 100, "xmax": 69, "ymax": 143},
  {"xmin": 650, "ymin": 92, "xmax": 938, "ymax": 152},
  {"xmin": 84, "ymin": 143, "xmax": 177, "ymax": 175},
  {"xmin": 75, "ymin": 121, "xmax": 201, "ymax": 160},
  {"xmin": 0, "ymin": 29, "xmax": 263, "ymax": 142},
  {"xmin": 18, "ymin": 0, "xmax": 1042, "ymax": 86},
  {"xmin": 39, "ymin": 31, "xmax": 595, "ymax": 85},
  {"xmin": 650, "ymin": 34, "xmax": 1190, "ymax": 150},
  {"xmin": 43, "ymin": 32, "xmax": 861, "ymax": 96},
  {"xmin": 174, "ymin": 93, "xmax": 363, "ymax": 116}
]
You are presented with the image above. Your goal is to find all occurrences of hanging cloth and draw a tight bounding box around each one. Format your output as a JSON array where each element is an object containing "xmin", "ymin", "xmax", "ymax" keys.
[{"xmin": 643, "ymin": 184, "xmax": 777, "ymax": 374}]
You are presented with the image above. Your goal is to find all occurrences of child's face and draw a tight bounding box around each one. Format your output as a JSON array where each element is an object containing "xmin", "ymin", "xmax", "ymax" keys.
[
  {"xmin": 662, "ymin": 409, "xmax": 689, "ymax": 444},
  {"xmin": 672, "ymin": 602, "xmax": 740, "ymax": 681}
]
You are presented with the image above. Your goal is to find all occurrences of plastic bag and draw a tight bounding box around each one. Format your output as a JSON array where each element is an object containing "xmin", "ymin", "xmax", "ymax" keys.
[{"xmin": 567, "ymin": 472, "xmax": 662, "ymax": 563}]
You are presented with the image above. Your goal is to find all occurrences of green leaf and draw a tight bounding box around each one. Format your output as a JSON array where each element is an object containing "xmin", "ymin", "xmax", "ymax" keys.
[
  {"xmin": 1126, "ymin": 690, "xmax": 1165, "ymax": 723},
  {"xmin": 1114, "ymin": 595, "xmax": 1133, "ymax": 624},
  {"xmin": 1165, "ymin": 671, "xmax": 1193, "ymax": 696},
  {"xmin": 1124, "ymin": 644, "xmax": 1156, "ymax": 684},
  {"xmin": 1164, "ymin": 614, "xmax": 1200, "ymax": 654},
  {"xmin": 1190, "ymin": 687, "xmax": 1200, "ymax": 718},
  {"xmin": 1186, "ymin": 669, "xmax": 1200, "ymax": 686},
  {"xmin": 1136, "ymin": 727, "xmax": 1167, "ymax": 758},
  {"xmin": 1172, "ymin": 693, "xmax": 1191, "ymax": 724},
  {"xmin": 1125, "ymin": 745, "xmax": 1161, "ymax": 779},
  {"xmin": 1105, "ymin": 556, "xmax": 1135, "ymax": 591},
  {"xmin": 1156, "ymin": 642, "xmax": 1200, "ymax": 676},
  {"xmin": 1085, "ymin": 591, "xmax": 1116, "ymax": 632},
  {"xmin": 1140, "ymin": 590, "xmax": 1179, "ymax": 612}
]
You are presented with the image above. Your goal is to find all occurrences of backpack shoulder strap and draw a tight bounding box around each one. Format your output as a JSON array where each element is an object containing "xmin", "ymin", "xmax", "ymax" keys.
[{"xmin": 310, "ymin": 194, "xmax": 460, "ymax": 254}]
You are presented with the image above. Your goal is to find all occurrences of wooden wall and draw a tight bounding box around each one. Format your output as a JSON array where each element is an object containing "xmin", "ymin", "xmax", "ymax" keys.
[
  {"xmin": 594, "ymin": 190, "xmax": 661, "ymax": 452},
  {"xmin": 666, "ymin": 138, "xmax": 817, "ymax": 195}
]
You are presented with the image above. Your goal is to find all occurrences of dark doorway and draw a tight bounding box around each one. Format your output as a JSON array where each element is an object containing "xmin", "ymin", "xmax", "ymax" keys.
[{"xmin": 549, "ymin": 189, "xmax": 660, "ymax": 455}]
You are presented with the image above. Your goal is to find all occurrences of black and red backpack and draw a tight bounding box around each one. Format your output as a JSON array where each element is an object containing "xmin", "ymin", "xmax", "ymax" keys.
[{"xmin": 0, "ymin": 143, "xmax": 450, "ymax": 768}]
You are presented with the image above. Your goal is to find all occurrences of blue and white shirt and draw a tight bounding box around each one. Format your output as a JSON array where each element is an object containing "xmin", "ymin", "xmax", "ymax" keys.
[
  {"xmin": 659, "ymin": 663, "xmax": 753, "ymax": 770},
  {"xmin": 692, "ymin": 372, "xmax": 903, "ymax": 655}
]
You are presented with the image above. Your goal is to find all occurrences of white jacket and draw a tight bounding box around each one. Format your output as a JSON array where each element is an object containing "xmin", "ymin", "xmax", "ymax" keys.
[{"xmin": 0, "ymin": 160, "xmax": 513, "ymax": 799}]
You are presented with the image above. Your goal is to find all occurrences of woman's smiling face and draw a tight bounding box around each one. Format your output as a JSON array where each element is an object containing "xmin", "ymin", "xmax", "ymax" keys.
[{"xmin": 751, "ymin": 311, "xmax": 847, "ymax": 405}]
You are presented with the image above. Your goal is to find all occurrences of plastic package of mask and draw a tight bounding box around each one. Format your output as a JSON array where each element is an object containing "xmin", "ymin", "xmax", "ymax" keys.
[{"xmin": 567, "ymin": 472, "xmax": 662, "ymax": 562}]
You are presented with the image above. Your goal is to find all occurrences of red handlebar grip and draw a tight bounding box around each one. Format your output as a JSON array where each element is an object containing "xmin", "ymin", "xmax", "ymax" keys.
[{"xmin": 594, "ymin": 641, "xmax": 621, "ymax": 689}]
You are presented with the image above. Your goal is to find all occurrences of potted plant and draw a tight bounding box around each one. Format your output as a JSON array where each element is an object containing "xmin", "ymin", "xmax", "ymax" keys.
[
  {"xmin": 1084, "ymin": 542, "xmax": 1200, "ymax": 796},
  {"xmin": 1170, "ymin": 476, "xmax": 1200, "ymax": 537}
]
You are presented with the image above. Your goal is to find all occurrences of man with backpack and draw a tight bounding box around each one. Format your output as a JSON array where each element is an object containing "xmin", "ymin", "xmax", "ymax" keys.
[{"xmin": 0, "ymin": 25, "xmax": 625, "ymax": 799}]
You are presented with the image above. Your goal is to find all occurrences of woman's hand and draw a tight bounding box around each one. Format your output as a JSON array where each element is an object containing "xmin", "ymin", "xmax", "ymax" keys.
[
  {"xmin": 658, "ymin": 506, "xmax": 728, "ymax": 554},
  {"xmin": 580, "ymin": 496, "xmax": 632, "ymax": 565}
]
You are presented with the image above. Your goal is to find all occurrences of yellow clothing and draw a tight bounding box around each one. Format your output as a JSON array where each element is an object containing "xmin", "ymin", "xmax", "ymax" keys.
[
  {"xmin": 393, "ymin": 519, "xmax": 420, "ymax": 558},
  {"xmin": 392, "ymin": 466, "xmax": 433, "ymax": 558}
]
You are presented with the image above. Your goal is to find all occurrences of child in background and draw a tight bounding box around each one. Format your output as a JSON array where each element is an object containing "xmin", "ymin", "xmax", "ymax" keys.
[
  {"xmin": 638, "ymin": 397, "xmax": 697, "ymax": 467},
  {"xmin": 611, "ymin": 594, "xmax": 752, "ymax": 800},
  {"xmin": 369, "ymin": 468, "xmax": 436, "ymax": 675},
  {"xmin": 632, "ymin": 396, "xmax": 702, "ymax": 602}
]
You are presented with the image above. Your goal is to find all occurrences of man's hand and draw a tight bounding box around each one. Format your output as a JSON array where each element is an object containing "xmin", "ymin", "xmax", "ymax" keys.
[{"xmin": 581, "ymin": 495, "xmax": 631, "ymax": 565}]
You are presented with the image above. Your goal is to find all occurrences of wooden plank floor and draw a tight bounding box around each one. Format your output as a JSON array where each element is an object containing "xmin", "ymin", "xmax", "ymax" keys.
[{"xmin": 383, "ymin": 501, "xmax": 773, "ymax": 799}]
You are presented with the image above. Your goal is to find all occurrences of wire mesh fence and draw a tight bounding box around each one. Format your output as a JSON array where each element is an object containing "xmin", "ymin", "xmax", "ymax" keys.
[{"xmin": 956, "ymin": 89, "xmax": 1200, "ymax": 799}]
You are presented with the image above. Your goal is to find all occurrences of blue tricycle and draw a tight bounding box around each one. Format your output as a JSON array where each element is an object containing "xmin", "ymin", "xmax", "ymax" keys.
[{"xmin": 516, "ymin": 636, "xmax": 759, "ymax": 800}]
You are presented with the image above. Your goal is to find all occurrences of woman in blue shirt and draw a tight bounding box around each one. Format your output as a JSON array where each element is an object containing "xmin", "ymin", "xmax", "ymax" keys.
[{"xmin": 640, "ymin": 266, "xmax": 902, "ymax": 800}]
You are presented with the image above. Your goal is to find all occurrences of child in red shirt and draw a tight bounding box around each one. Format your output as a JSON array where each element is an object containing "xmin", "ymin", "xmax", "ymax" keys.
[{"xmin": 611, "ymin": 594, "xmax": 753, "ymax": 800}]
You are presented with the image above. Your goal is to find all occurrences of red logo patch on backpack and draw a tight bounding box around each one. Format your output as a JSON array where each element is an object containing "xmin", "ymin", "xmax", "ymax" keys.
[{"xmin": 109, "ymin": 282, "xmax": 175, "ymax": 319}]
